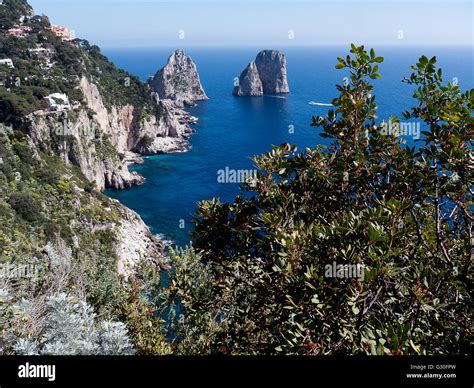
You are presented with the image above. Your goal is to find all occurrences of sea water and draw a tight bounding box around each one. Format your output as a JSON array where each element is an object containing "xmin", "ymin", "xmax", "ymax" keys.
[{"xmin": 104, "ymin": 46, "xmax": 473, "ymax": 247}]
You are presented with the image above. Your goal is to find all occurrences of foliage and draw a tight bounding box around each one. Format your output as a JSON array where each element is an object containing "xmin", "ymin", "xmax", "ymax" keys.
[
  {"xmin": 119, "ymin": 280, "xmax": 172, "ymax": 355},
  {"xmin": 0, "ymin": 126, "xmax": 148, "ymax": 353},
  {"xmin": 8, "ymin": 191, "xmax": 43, "ymax": 222},
  {"xmin": 158, "ymin": 247, "xmax": 222, "ymax": 354},
  {"xmin": 160, "ymin": 45, "xmax": 473, "ymax": 355},
  {"xmin": 0, "ymin": 0, "xmax": 33, "ymax": 30},
  {"xmin": 1, "ymin": 0, "xmax": 471, "ymax": 357},
  {"xmin": 0, "ymin": 0, "xmax": 169, "ymax": 356},
  {"xmin": 9, "ymin": 293, "xmax": 135, "ymax": 355}
]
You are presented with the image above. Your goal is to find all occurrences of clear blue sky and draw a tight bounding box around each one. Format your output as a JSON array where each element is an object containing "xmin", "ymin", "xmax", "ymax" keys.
[{"xmin": 28, "ymin": 0, "xmax": 473, "ymax": 48}]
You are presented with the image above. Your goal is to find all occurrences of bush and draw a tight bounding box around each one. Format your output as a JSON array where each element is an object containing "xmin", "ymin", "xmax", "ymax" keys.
[
  {"xmin": 11, "ymin": 293, "xmax": 135, "ymax": 355},
  {"xmin": 35, "ymin": 168, "xmax": 60, "ymax": 186},
  {"xmin": 8, "ymin": 191, "xmax": 43, "ymax": 222},
  {"xmin": 160, "ymin": 46, "xmax": 472, "ymax": 355}
]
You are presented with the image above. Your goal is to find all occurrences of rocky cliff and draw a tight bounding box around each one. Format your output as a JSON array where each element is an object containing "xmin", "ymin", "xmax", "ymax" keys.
[
  {"xmin": 0, "ymin": 1, "xmax": 185, "ymax": 353},
  {"xmin": 0, "ymin": 0, "xmax": 195, "ymax": 280},
  {"xmin": 148, "ymin": 50, "xmax": 208, "ymax": 107},
  {"xmin": 114, "ymin": 203, "xmax": 164, "ymax": 277},
  {"xmin": 255, "ymin": 50, "xmax": 290, "ymax": 94},
  {"xmin": 25, "ymin": 75, "xmax": 195, "ymax": 191},
  {"xmin": 1, "ymin": 12, "xmax": 199, "ymax": 192},
  {"xmin": 233, "ymin": 50, "xmax": 289, "ymax": 96}
]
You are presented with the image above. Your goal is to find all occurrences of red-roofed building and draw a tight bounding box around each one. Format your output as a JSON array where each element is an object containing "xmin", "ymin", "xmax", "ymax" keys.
[
  {"xmin": 48, "ymin": 25, "xmax": 74, "ymax": 41},
  {"xmin": 7, "ymin": 26, "xmax": 32, "ymax": 38}
]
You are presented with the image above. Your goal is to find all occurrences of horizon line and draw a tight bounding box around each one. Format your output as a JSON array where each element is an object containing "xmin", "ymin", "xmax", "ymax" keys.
[{"xmin": 99, "ymin": 43, "xmax": 474, "ymax": 49}]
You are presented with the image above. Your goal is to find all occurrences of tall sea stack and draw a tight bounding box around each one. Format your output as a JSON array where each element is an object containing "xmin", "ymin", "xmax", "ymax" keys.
[
  {"xmin": 148, "ymin": 50, "xmax": 208, "ymax": 107},
  {"xmin": 233, "ymin": 50, "xmax": 289, "ymax": 96}
]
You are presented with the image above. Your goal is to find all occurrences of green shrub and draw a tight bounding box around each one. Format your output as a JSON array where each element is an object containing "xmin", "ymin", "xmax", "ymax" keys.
[
  {"xmin": 160, "ymin": 46, "xmax": 472, "ymax": 356},
  {"xmin": 8, "ymin": 191, "xmax": 43, "ymax": 222}
]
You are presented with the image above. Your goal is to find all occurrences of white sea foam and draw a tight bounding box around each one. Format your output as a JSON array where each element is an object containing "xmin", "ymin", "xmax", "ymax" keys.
[
  {"xmin": 156, "ymin": 233, "xmax": 174, "ymax": 248},
  {"xmin": 265, "ymin": 95, "xmax": 287, "ymax": 99}
]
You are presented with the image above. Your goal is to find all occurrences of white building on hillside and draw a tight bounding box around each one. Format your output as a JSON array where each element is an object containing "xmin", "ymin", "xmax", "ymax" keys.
[
  {"xmin": 0, "ymin": 59, "xmax": 14, "ymax": 68},
  {"xmin": 45, "ymin": 93, "xmax": 71, "ymax": 112}
]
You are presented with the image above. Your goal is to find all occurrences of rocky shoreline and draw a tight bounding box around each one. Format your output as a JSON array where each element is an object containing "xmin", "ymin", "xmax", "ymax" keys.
[
  {"xmin": 1, "ymin": 5, "xmax": 290, "ymax": 278},
  {"xmin": 28, "ymin": 75, "xmax": 201, "ymax": 191},
  {"xmin": 22, "ymin": 49, "xmax": 207, "ymax": 275}
]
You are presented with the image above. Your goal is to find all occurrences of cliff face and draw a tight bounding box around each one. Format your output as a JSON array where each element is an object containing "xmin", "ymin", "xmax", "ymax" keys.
[
  {"xmin": 233, "ymin": 50, "xmax": 289, "ymax": 97},
  {"xmin": 255, "ymin": 50, "xmax": 290, "ymax": 94},
  {"xmin": 27, "ymin": 108, "xmax": 144, "ymax": 190},
  {"xmin": 0, "ymin": 0, "xmax": 170, "ymax": 346},
  {"xmin": 26, "ymin": 76, "xmax": 194, "ymax": 190},
  {"xmin": 1, "ymin": 10, "xmax": 199, "ymax": 192},
  {"xmin": 148, "ymin": 50, "xmax": 208, "ymax": 107},
  {"xmin": 79, "ymin": 76, "xmax": 195, "ymax": 156},
  {"xmin": 114, "ymin": 203, "xmax": 164, "ymax": 277}
]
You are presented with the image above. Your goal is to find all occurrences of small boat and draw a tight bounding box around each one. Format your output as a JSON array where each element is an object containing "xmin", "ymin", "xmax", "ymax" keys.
[{"xmin": 308, "ymin": 101, "xmax": 333, "ymax": 106}]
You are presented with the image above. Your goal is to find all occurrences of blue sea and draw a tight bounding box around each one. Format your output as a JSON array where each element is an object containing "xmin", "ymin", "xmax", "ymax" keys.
[{"xmin": 104, "ymin": 46, "xmax": 473, "ymax": 247}]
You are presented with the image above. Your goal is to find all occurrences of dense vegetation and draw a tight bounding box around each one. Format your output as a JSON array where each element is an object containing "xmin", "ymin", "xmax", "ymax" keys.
[
  {"xmin": 0, "ymin": 0, "xmax": 33, "ymax": 29},
  {"xmin": 0, "ymin": 0, "xmax": 160, "ymax": 128},
  {"xmin": 0, "ymin": 126, "xmax": 172, "ymax": 354},
  {"xmin": 157, "ymin": 46, "xmax": 473, "ymax": 355},
  {"xmin": 0, "ymin": 125, "xmax": 170, "ymax": 354},
  {"xmin": 0, "ymin": 0, "xmax": 173, "ymax": 355}
]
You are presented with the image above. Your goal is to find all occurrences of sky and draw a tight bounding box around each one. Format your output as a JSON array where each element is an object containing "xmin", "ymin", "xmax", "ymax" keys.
[{"xmin": 28, "ymin": 0, "xmax": 473, "ymax": 48}]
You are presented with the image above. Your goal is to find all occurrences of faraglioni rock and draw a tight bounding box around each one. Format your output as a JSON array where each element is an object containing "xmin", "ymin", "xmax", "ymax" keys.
[
  {"xmin": 255, "ymin": 50, "xmax": 290, "ymax": 94},
  {"xmin": 232, "ymin": 61, "xmax": 263, "ymax": 96},
  {"xmin": 233, "ymin": 50, "xmax": 289, "ymax": 96},
  {"xmin": 148, "ymin": 50, "xmax": 208, "ymax": 107}
]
